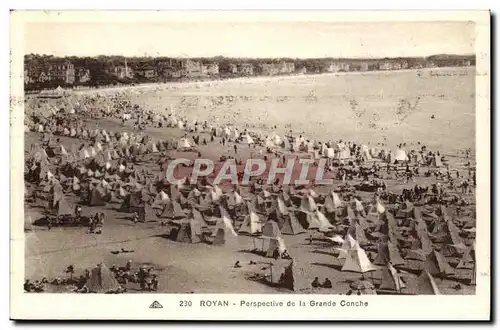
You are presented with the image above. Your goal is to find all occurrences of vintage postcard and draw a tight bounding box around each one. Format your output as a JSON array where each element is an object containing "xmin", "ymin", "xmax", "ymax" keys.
[{"xmin": 10, "ymin": 10, "xmax": 491, "ymax": 321}]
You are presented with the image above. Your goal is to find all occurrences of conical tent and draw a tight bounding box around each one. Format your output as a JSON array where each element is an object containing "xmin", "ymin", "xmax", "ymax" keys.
[
  {"xmin": 312, "ymin": 210, "xmax": 334, "ymax": 232},
  {"xmin": 157, "ymin": 200, "xmax": 184, "ymax": 219},
  {"xmin": 301, "ymin": 211, "xmax": 321, "ymax": 230},
  {"xmin": 84, "ymin": 263, "xmax": 122, "ymax": 293},
  {"xmin": 345, "ymin": 205, "xmax": 356, "ymax": 221},
  {"xmin": 177, "ymin": 138, "xmax": 195, "ymax": 150},
  {"xmin": 239, "ymin": 211, "xmax": 262, "ymax": 235},
  {"xmin": 262, "ymin": 220, "xmax": 282, "ymax": 238},
  {"xmin": 341, "ymin": 243, "xmax": 378, "ymax": 273},
  {"xmin": 370, "ymin": 199, "xmax": 386, "ymax": 214},
  {"xmin": 348, "ymin": 223, "xmax": 369, "ymax": 246},
  {"xmin": 444, "ymin": 219, "xmax": 467, "ymax": 249},
  {"xmin": 151, "ymin": 190, "xmax": 170, "ymax": 209},
  {"xmin": 417, "ymin": 270, "xmax": 441, "ymax": 295},
  {"xmin": 226, "ymin": 191, "xmax": 243, "ymax": 209},
  {"xmin": 336, "ymin": 234, "xmax": 358, "ymax": 260},
  {"xmin": 456, "ymin": 244, "xmax": 476, "ymax": 270},
  {"xmin": 190, "ymin": 207, "xmax": 209, "ymax": 229},
  {"xmin": 270, "ymin": 197, "xmax": 289, "ymax": 216},
  {"xmin": 379, "ymin": 263, "xmax": 407, "ymax": 292},
  {"xmin": 280, "ymin": 213, "xmax": 306, "ymax": 235},
  {"xmin": 405, "ymin": 249, "xmax": 427, "ymax": 262},
  {"xmin": 265, "ymin": 237, "xmax": 287, "ymax": 258},
  {"xmin": 374, "ymin": 241, "xmax": 405, "ymax": 266},
  {"xmin": 52, "ymin": 195, "xmax": 72, "ymax": 216},
  {"xmin": 300, "ymin": 195, "xmax": 318, "ymax": 213},
  {"xmin": 431, "ymin": 155, "xmax": 443, "ymax": 167},
  {"xmin": 353, "ymin": 199, "xmax": 366, "ymax": 216},
  {"xmin": 89, "ymin": 186, "xmax": 110, "ymax": 206},
  {"xmin": 324, "ymin": 191, "xmax": 343, "ymax": 212},
  {"xmin": 176, "ymin": 219, "xmax": 202, "ymax": 243},
  {"xmin": 281, "ymin": 260, "xmax": 310, "ymax": 292},
  {"xmin": 212, "ymin": 206, "xmax": 238, "ymax": 245},
  {"xmin": 425, "ymin": 250, "xmax": 455, "ymax": 277}
]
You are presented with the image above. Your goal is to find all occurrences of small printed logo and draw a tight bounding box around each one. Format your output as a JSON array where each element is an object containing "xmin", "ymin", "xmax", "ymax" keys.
[{"xmin": 149, "ymin": 301, "xmax": 163, "ymax": 309}]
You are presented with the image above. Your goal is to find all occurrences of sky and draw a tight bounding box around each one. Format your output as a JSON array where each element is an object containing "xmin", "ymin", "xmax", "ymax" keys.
[{"xmin": 23, "ymin": 21, "xmax": 475, "ymax": 59}]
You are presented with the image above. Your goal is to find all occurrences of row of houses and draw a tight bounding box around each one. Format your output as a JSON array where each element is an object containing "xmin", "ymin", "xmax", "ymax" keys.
[
  {"xmin": 24, "ymin": 57, "xmax": 473, "ymax": 86},
  {"xmin": 24, "ymin": 59, "xmax": 222, "ymax": 85},
  {"xmin": 25, "ymin": 61, "xmax": 91, "ymax": 85}
]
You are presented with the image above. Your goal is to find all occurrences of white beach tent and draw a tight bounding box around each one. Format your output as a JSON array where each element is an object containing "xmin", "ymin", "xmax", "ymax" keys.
[
  {"xmin": 238, "ymin": 211, "xmax": 262, "ymax": 235},
  {"xmin": 240, "ymin": 134, "xmax": 255, "ymax": 145},
  {"xmin": 341, "ymin": 242, "xmax": 378, "ymax": 273},
  {"xmin": 335, "ymin": 143, "xmax": 351, "ymax": 160},
  {"xmin": 266, "ymin": 133, "xmax": 282, "ymax": 147},
  {"xmin": 336, "ymin": 234, "xmax": 357, "ymax": 260},
  {"xmin": 361, "ymin": 146, "xmax": 372, "ymax": 161},
  {"xmin": 324, "ymin": 190, "xmax": 343, "ymax": 212},
  {"xmin": 313, "ymin": 210, "xmax": 334, "ymax": 232},
  {"xmin": 392, "ymin": 149, "xmax": 408, "ymax": 162},
  {"xmin": 324, "ymin": 148, "xmax": 335, "ymax": 159},
  {"xmin": 177, "ymin": 138, "xmax": 195, "ymax": 150},
  {"xmin": 212, "ymin": 206, "xmax": 238, "ymax": 237}
]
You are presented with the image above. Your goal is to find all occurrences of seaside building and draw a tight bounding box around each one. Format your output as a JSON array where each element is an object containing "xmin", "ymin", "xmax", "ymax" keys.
[
  {"xmin": 111, "ymin": 60, "xmax": 134, "ymax": 79},
  {"xmin": 278, "ymin": 61, "xmax": 295, "ymax": 74},
  {"xmin": 135, "ymin": 66, "xmax": 158, "ymax": 79},
  {"xmin": 162, "ymin": 67, "xmax": 182, "ymax": 79},
  {"xmin": 379, "ymin": 61, "xmax": 403, "ymax": 71},
  {"xmin": 181, "ymin": 59, "xmax": 204, "ymax": 77},
  {"xmin": 324, "ymin": 62, "xmax": 350, "ymax": 73},
  {"xmin": 48, "ymin": 61, "xmax": 75, "ymax": 84},
  {"xmin": 25, "ymin": 64, "xmax": 50, "ymax": 84},
  {"xmin": 259, "ymin": 63, "xmax": 280, "ymax": 76}
]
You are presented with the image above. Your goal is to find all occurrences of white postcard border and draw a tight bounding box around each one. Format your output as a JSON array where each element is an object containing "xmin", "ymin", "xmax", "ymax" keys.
[{"xmin": 9, "ymin": 10, "xmax": 491, "ymax": 321}]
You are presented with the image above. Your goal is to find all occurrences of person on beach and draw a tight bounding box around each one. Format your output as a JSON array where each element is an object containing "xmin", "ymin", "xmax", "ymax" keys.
[
  {"xmin": 88, "ymin": 214, "xmax": 95, "ymax": 233},
  {"xmin": 74, "ymin": 205, "xmax": 82, "ymax": 223}
]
